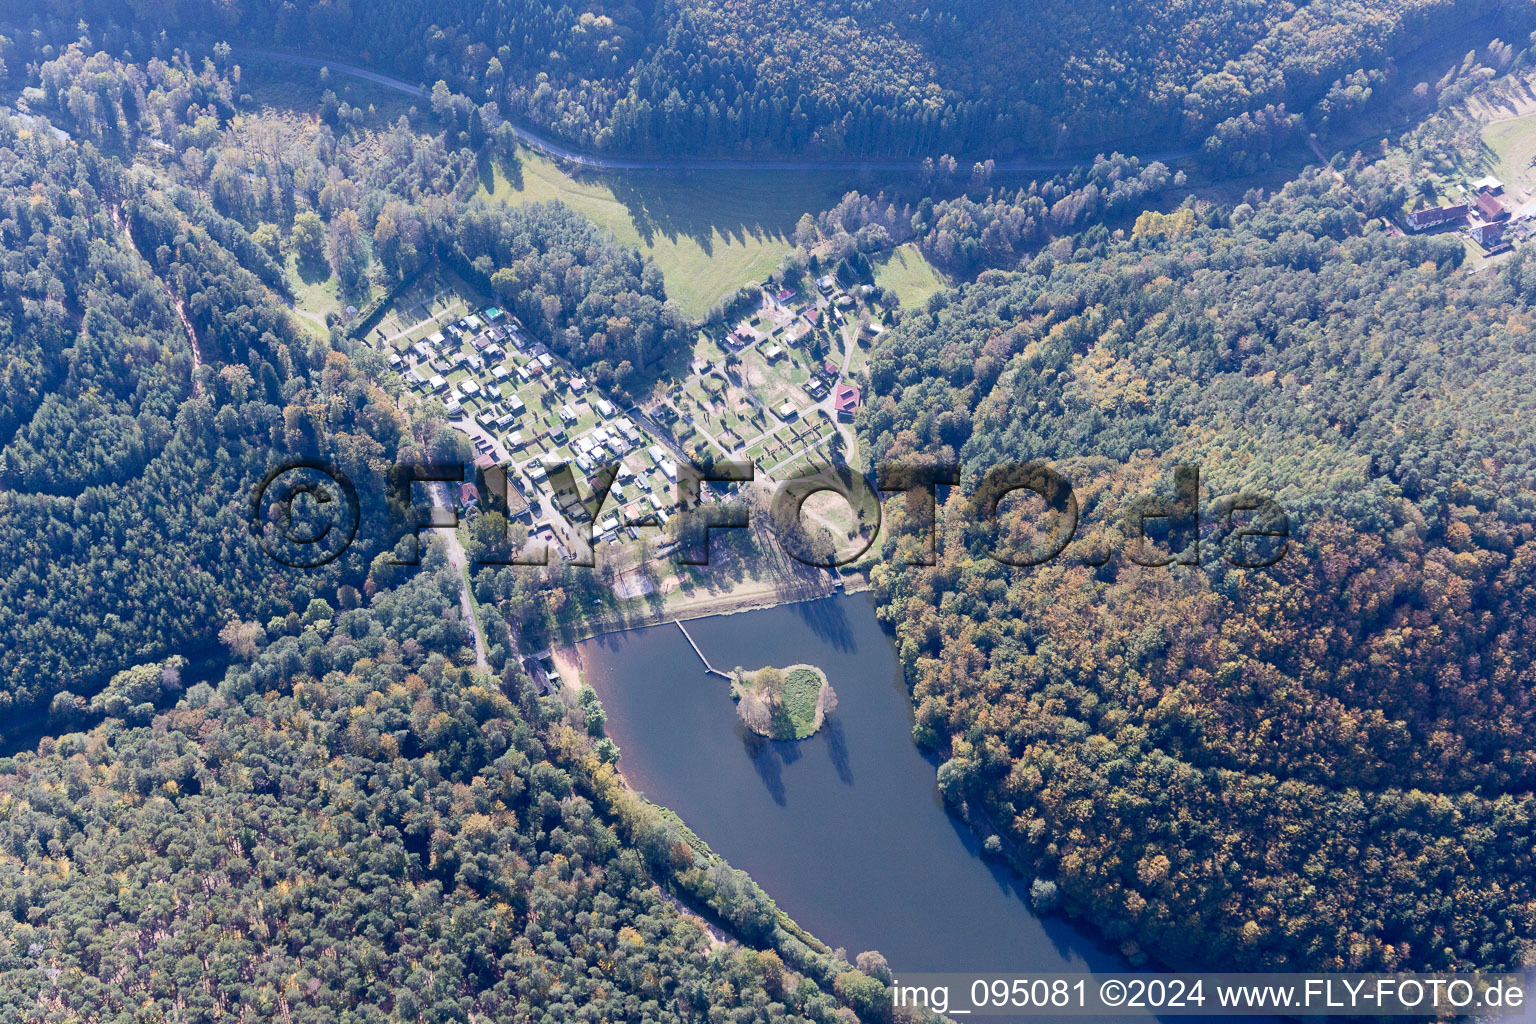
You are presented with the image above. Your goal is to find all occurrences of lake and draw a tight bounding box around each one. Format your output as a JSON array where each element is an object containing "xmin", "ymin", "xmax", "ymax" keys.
[{"xmin": 580, "ymin": 594, "xmax": 1213, "ymax": 1020}]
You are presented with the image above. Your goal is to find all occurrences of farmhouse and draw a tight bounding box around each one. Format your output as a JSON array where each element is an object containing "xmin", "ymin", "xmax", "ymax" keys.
[
  {"xmin": 816, "ymin": 275, "xmax": 835, "ymax": 291},
  {"xmin": 1404, "ymin": 204, "xmax": 1468, "ymax": 231},
  {"xmin": 1471, "ymin": 220, "xmax": 1507, "ymax": 248},
  {"xmin": 834, "ymin": 383, "xmax": 862, "ymax": 422},
  {"xmin": 763, "ymin": 344, "xmax": 784, "ymax": 362},
  {"xmin": 777, "ymin": 401, "xmax": 799, "ymax": 421},
  {"xmin": 1476, "ymin": 191, "xmax": 1510, "ymax": 221}
]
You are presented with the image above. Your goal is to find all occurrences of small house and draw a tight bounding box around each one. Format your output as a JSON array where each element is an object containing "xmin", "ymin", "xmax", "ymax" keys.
[
  {"xmin": 833, "ymin": 383, "xmax": 862, "ymax": 422},
  {"xmin": 1476, "ymin": 191, "xmax": 1510, "ymax": 221},
  {"xmin": 1471, "ymin": 221, "xmax": 1507, "ymax": 248}
]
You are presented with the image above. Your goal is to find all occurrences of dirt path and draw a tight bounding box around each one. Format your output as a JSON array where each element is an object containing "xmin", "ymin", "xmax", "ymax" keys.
[
  {"xmin": 429, "ymin": 481, "xmax": 490, "ymax": 671},
  {"xmin": 110, "ymin": 204, "xmax": 204, "ymax": 396},
  {"xmin": 549, "ymin": 646, "xmax": 585, "ymax": 697}
]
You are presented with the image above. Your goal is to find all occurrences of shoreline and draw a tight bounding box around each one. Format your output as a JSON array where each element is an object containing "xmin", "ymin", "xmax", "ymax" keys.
[{"xmin": 567, "ymin": 571, "xmax": 872, "ymax": 649}]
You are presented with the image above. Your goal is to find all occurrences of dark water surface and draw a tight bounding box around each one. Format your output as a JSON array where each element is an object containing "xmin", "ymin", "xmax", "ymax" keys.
[{"xmin": 580, "ymin": 595, "xmax": 1139, "ymax": 985}]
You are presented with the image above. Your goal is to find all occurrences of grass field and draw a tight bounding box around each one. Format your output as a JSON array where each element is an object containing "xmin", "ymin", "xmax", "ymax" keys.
[
  {"xmin": 1482, "ymin": 113, "xmax": 1536, "ymax": 203},
  {"xmin": 288, "ymin": 254, "xmax": 378, "ymax": 338},
  {"xmin": 480, "ymin": 149, "xmax": 868, "ymax": 319},
  {"xmin": 873, "ymin": 243, "xmax": 947, "ymax": 307}
]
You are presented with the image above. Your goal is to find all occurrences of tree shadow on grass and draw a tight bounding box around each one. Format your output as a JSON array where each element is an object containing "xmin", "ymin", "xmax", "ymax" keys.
[
  {"xmin": 484, "ymin": 150, "xmax": 526, "ymax": 196},
  {"xmin": 600, "ymin": 167, "xmax": 889, "ymax": 255},
  {"xmin": 294, "ymin": 253, "xmax": 331, "ymax": 287}
]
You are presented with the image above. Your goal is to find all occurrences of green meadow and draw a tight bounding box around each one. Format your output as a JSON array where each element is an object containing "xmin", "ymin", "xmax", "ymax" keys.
[
  {"xmin": 873, "ymin": 243, "xmax": 947, "ymax": 307},
  {"xmin": 479, "ymin": 149, "xmax": 871, "ymax": 319}
]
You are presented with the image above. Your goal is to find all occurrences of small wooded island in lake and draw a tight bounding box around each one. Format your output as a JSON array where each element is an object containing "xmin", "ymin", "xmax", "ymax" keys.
[{"xmin": 731, "ymin": 664, "xmax": 838, "ymax": 740}]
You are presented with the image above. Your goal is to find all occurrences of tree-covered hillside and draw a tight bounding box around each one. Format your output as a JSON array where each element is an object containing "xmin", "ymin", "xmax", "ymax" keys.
[
  {"xmin": 26, "ymin": 0, "xmax": 1532, "ymax": 159},
  {"xmin": 0, "ymin": 561, "xmax": 874, "ymax": 1023},
  {"xmin": 0, "ymin": 119, "xmax": 410, "ymax": 720},
  {"xmin": 861, "ymin": 174, "xmax": 1536, "ymax": 973}
]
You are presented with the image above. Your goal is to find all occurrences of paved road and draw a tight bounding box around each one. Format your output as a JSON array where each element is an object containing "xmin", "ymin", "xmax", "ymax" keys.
[{"xmin": 235, "ymin": 46, "xmax": 1197, "ymax": 175}]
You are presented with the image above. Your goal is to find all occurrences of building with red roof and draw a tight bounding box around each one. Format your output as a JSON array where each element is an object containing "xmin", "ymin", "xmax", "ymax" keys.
[
  {"xmin": 833, "ymin": 383, "xmax": 862, "ymax": 422},
  {"xmin": 1475, "ymin": 190, "xmax": 1509, "ymax": 221},
  {"xmin": 1404, "ymin": 203, "xmax": 1468, "ymax": 231}
]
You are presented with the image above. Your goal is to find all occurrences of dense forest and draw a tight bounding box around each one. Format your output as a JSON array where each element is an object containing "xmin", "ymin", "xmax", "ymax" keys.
[
  {"xmin": 18, "ymin": 0, "xmax": 1534, "ymax": 162},
  {"xmin": 0, "ymin": 95, "xmax": 686, "ymax": 726},
  {"xmin": 859, "ymin": 173, "xmax": 1536, "ymax": 973},
  {"xmin": 0, "ymin": 560, "xmax": 901, "ymax": 1022},
  {"xmin": 6, "ymin": 0, "xmax": 1536, "ymax": 1001},
  {"xmin": 19, "ymin": 39, "xmax": 684, "ymax": 388},
  {"xmin": 0, "ymin": 118, "xmax": 415, "ymax": 720}
]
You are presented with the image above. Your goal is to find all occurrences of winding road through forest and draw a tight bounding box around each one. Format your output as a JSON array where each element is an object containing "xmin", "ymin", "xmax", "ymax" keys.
[{"xmin": 236, "ymin": 47, "xmax": 1198, "ymax": 174}]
